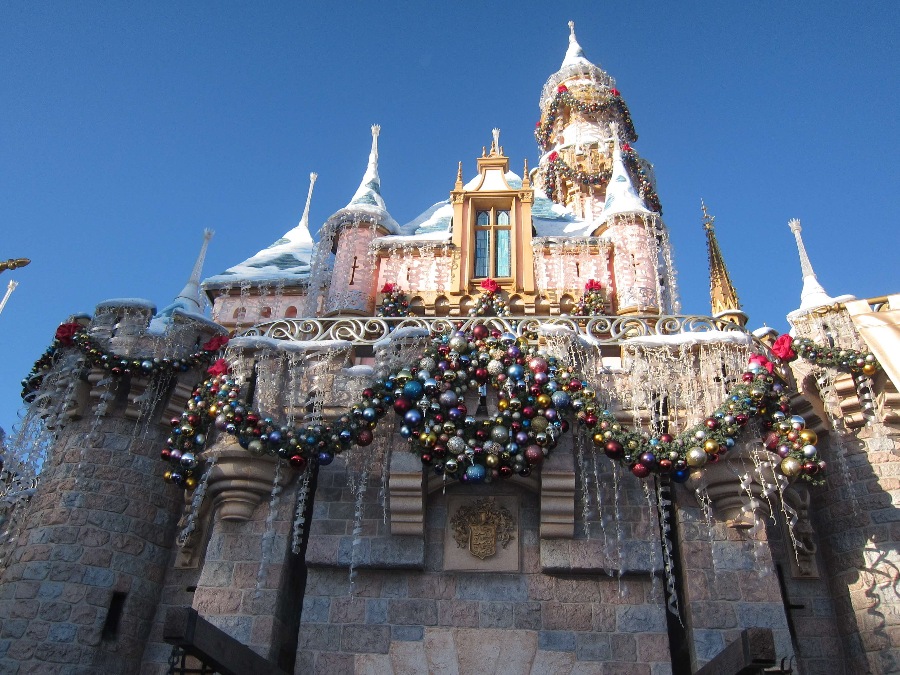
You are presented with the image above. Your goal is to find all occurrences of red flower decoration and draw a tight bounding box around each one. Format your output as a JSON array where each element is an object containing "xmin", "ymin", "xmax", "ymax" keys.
[
  {"xmin": 585, "ymin": 279, "xmax": 603, "ymax": 291},
  {"xmin": 55, "ymin": 322, "xmax": 82, "ymax": 346},
  {"xmin": 610, "ymin": 88, "xmax": 620, "ymax": 97},
  {"xmin": 771, "ymin": 335, "xmax": 796, "ymax": 361},
  {"xmin": 621, "ymin": 142, "xmax": 631, "ymax": 153},
  {"xmin": 557, "ymin": 85, "xmax": 568, "ymax": 93},
  {"xmin": 548, "ymin": 151, "xmax": 559, "ymax": 162},
  {"xmin": 381, "ymin": 283, "xmax": 396, "ymax": 293},
  {"xmin": 207, "ymin": 358, "xmax": 231, "ymax": 376},
  {"xmin": 748, "ymin": 354, "xmax": 774, "ymax": 374},
  {"xmin": 535, "ymin": 121, "xmax": 541, "ymax": 128},
  {"xmin": 202, "ymin": 335, "xmax": 229, "ymax": 351},
  {"xmin": 480, "ymin": 278, "xmax": 500, "ymax": 293}
]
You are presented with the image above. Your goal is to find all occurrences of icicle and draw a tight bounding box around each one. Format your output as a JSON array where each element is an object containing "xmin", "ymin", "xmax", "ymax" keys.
[
  {"xmin": 256, "ymin": 461, "xmax": 283, "ymax": 596},
  {"xmin": 575, "ymin": 430, "xmax": 591, "ymax": 537},
  {"xmin": 593, "ymin": 449, "xmax": 611, "ymax": 569},
  {"xmin": 291, "ymin": 465, "xmax": 313, "ymax": 554},
  {"xmin": 611, "ymin": 463, "xmax": 625, "ymax": 587},
  {"xmin": 655, "ymin": 480, "xmax": 682, "ymax": 621},
  {"xmin": 695, "ymin": 485, "xmax": 719, "ymax": 595},
  {"xmin": 178, "ymin": 455, "xmax": 216, "ymax": 547},
  {"xmin": 348, "ymin": 467, "xmax": 370, "ymax": 596},
  {"xmin": 642, "ymin": 480, "xmax": 661, "ymax": 599}
]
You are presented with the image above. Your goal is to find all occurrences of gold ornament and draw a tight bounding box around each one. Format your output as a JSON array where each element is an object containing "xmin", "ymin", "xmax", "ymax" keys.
[
  {"xmin": 798, "ymin": 429, "xmax": 818, "ymax": 445},
  {"xmin": 780, "ymin": 457, "xmax": 802, "ymax": 478}
]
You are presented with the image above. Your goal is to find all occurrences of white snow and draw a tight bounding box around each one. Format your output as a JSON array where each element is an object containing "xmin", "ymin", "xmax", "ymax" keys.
[
  {"xmin": 624, "ymin": 330, "xmax": 754, "ymax": 348},
  {"xmin": 229, "ymin": 336, "xmax": 352, "ymax": 352}
]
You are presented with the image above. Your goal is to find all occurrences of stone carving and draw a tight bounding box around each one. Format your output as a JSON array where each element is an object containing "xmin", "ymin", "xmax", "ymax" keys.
[{"xmin": 451, "ymin": 498, "xmax": 514, "ymax": 560}]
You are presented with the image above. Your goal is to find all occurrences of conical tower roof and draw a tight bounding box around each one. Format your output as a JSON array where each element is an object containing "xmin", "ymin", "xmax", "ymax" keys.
[
  {"xmin": 325, "ymin": 125, "xmax": 399, "ymax": 234},
  {"xmin": 540, "ymin": 21, "xmax": 615, "ymax": 110},
  {"xmin": 150, "ymin": 229, "xmax": 213, "ymax": 332},
  {"xmin": 202, "ymin": 174, "xmax": 318, "ymax": 288},
  {"xmin": 702, "ymin": 201, "xmax": 746, "ymax": 325},
  {"xmin": 787, "ymin": 218, "xmax": 854, "ymax": 318},
  {"xmin": 602, "ymin": 133, "xmax": 650, "ymax": 221}
]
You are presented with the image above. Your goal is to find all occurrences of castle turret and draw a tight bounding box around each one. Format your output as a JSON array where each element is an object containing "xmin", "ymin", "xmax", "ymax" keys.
[{"xmin": 319, "ymin": 125, "xmax": 398, "ymax": 316}]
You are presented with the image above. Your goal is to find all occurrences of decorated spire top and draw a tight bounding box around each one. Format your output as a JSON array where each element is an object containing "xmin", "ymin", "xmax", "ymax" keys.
[
  {"xmin": 174, "ymin": 229, "xmax": 214, "ymax": 314},
  {"xmin": 561, "ymin": 20, "xmax": 591, "ymax": 68},
  {"xmin": 292, "ymin": 172, "xmax": 318, "ymax": 248},
  {"xmin": 602, "ymin": 129, "xmax": 650, "ymax": 220},
  {"xmin": 702, "ymin": 201, "xmax": 745, "ymax": 325},
  {"xmin": 787, "ymin": 218, "xmax": 854, "ymax": 317},
  {"xmin": 348, "ymin": 124, "xmax": 386, "ymax": 209}
]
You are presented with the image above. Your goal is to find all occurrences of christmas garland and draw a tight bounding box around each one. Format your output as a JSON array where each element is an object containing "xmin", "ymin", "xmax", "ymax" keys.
[
  {"xmin": 772, "ymin": 334, "xmax": 880, "ymax": 376},
  {"xmin": 469, "ymin": 279, "xmax": 510, "ymax": 317},
  {"xmin": 535, "ymin": 85, "xmax": 637, "ymax": 151},
  {"xmin": 21, "ymin": 323, "xmax": 228, "ymax": 401},
  {"xmin": 574, "ymin": 280, "xmax": 607, "ymax": 316},
  {"xmin": 376, "ymin": 283, "xmax": 410, "ymax": 318},
  {"xmin": 541, "ymin": 144, "xmax": 663, "ymax": 215}
]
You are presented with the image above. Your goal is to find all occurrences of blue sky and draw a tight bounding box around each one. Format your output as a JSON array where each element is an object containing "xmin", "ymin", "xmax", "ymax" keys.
[{"xmin": 1, "ymin": 2, "xmax": 897, "ymax": 436}]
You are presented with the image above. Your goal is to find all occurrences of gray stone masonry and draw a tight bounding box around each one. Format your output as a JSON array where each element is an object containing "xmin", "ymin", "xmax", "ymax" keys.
[{"xmin": 298, "ymin": 455, "xmax": 671, "ymax": 674}]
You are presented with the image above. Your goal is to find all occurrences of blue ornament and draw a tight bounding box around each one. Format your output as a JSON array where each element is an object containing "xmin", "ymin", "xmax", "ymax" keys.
[
  {"xmin": 403, "ymin": 380, "xmax": 425, "ymax": 400},
  {"xmin": 507, "ymin": 364, "xmax": 525, "ymax": 380},
  {"xmin": 318, "ymin": 452, "xmax": 334, "ymax": 466},
  {"xmin": 466, "ymin": 464, "xmax": 486, "ymax": 482},
  {"xmin": 339, "ymin": 429, "xmax": 353, "ymax": 444},
  {"xmin": 551, "ymin": 391, "xmax": 571, "ymax": 410},
  {"xmin": 362, "ymin": 407, "xmax": 377, "ymax": 422},
  {"xmin": 404, "ymin": 409, "xmax": 423, "ymax": 427},
  {"xmin": 672, "ymin": 469, "xmax": 690, "ymax": 483}
]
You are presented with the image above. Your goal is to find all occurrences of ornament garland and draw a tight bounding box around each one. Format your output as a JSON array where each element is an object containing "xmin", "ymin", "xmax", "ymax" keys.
[
  {"xmin": 376, "ymin": 283, "xmax": 410, "ymax": 318},
  {"xmin": 535, "ymin": 85, "xmax": 637, "ymax": 151},
  {"xmin": 574, "ymin": 280, "xmax": 607, "ymax": 316},
  {"xmin": 773, "ymin": 334, "xmax": 880, "ymax": 376},
  {"xmin": 469, "ymin": 279, "xmax": 510, "ymax": 317},
  {"xmin": 21, "ymin": 323, "xmax": 228, "ymax": 401},
  {"xmin": 590, "ymin": 353, "xmax": 825, "ymax": 485},
  {"xmin": 621, "ymin": 144, "xmax": 662, "ymax": 214}
]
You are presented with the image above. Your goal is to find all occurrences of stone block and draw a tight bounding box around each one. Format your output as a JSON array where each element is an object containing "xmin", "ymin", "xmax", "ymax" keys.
[
  {"xmin": 314, "ymin": 651, "xmax": 354, "ymax": 675},
  {"xmin": 735, "ymin": 603, "xmax": 789, "ymax": 630},
  {"xmin": 616, "ymin": 605, "xmax": 666, "ymax": 633},
  {"xmin": 611, "ymin": 633, "xmax": 638, "ymax": 662},
  {"xmin": 692, "ymin": 629, "xmax": 725, "ymax": 663},
  {"xmin": 538, "ymin": 630, "xmax": 576, "ymax": 652},
  {"xmin": 365, "ymin": 599, "xmax": 387, "ymax": 625},
  {"xmin": 341, "ymin": 624, "xmax": 390, "ymax": 654},
  {"xmin": 478, "ymin": 602, "xmax": 514, "ymax": 629},
  {"xmin": 392, "ymin": 625, "xmax": 425, "ymax": 641},
  {"xmin": 456, "ymin": 574, "xmax": 527, "ymax": 602},
  {"xmin": 380, "ymin": 574, "xmax": 409, "ymax": 599},
  {"xmin": 514, "ymin": 602, "xmax": 542, "ymax": 630},
  {"xmin": 576, "ymin": 632, "xmax": 611, "ymax": 661},
  {"xmin": 329, "ymin": 597, "xmax": 366, "ymax": 624},
  {"xmin": 297, "ymin": 624, "xmax": 341, "ymax": 652},
  {"xmin": 47, "ymin": 623, "xmax": 77, "ymax": 643},
  {"xmin": 542, "ymin": 602, "xmax": 592, "ymax": 631},
  {"xmin": 388, "ymin": 598, "xmax": 437, "ymax": 626},
  {"xmin": 530, "ymin": 649, "xmax": 577, "ymax": 673},
  {"xmin": 301, "ymin": 596, "xmax": 330, "ymax": 624},
  {"xmin": 389, "ymin": 639, "xmax": 429, "ymax": 674},
  {"xmin": 369, "ymin": 536, "xmax": 425, "ymax": 569},
  {"xmin": 438, "ymin": 600, "xmax": 479, "ymax": 627}
]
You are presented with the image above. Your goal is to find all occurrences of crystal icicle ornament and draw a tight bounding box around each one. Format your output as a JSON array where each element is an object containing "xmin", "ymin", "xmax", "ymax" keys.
[
  {"xmin": 291, "ymin": 465, "xmax": 313, "ymax": 555},
  {"xmin": 256, "ymin": 461, "xmax": 283, "ymax": 597}
]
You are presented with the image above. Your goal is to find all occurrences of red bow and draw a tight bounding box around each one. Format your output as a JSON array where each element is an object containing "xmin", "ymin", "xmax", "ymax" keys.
[
  {"xmin": 480, "ymin": 278, "xmax": 500, "ymax": 293},
  {"xmin": 548, "ymin": 151, "xmax": 559, "ymax": 162},
  {"xmin": 557, "ymin": 85, "xmax": 568, "ymax": 93},
  {"xmin": 621, "ymin": 142, "xmax": 631, "ymax": 153},
  {"xmin": 381, "ymin": 283, "xmax": 396, "ymax": 293},
  {"xmin": 610, "ymin": 88, "xmax": 620, "ymax": 97},
  {"xmin": 55, "ymin": 322, "xmax": 82, "ymax": 346},
  {"xmin": 202, "ymin": 335, "xmax": 230, "ymax": 351},
  {"xmin": 585, "ymin": 279, "xmax": 602, "ymax": 291},
  {"xmin": 771, "ymin": 335, "xmax": 796, "ymax": 361},
  {"xmin": 207, "ymin": 358, "xmax": 231, "ymax": 376}
]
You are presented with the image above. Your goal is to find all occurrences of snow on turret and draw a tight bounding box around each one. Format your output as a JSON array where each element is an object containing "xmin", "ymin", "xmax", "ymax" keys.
[
  {"xmin": 787, "ymin": 219, "xmax": 854, "ymax": 319},
  {"xmin": 602, "ymin": 132, "xmax": 650, "ymax": 221}
]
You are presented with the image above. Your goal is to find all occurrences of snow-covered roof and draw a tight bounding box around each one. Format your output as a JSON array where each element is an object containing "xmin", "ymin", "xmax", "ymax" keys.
[
  {"xmin": 325, "ymin": 125, "xmax": 399, "ymax": 235},
  {"xmin": 540, "ymin": 22, "xmax": 615, "ymax": 110},
  {"xmin": 202, "ymin": 176, "xmax": 318, "ymax": 289},
  {"xmin": 602, "ymin": 141, "xmax": 651, "ymax": 221}
]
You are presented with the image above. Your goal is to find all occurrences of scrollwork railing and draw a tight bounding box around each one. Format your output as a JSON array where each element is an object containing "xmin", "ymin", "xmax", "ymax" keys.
[{"xmin": 239, "ymin": 314, "xmax": 765, "ymax": 350}]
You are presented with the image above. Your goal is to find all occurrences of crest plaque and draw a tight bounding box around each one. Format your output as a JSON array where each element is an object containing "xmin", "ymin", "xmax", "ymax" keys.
[{"xmin": 451, "ymin": 498, "xmax": 514, "ymax": 561}]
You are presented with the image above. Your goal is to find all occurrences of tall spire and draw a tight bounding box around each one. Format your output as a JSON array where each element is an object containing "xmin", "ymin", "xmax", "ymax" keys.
[
  {"xmin": 174, "ymin": 229, "xmax": 214, "ymax": 313},
  {"xmin": 348, "ymin": 124, "xmax": 386, "ymax": 209},
  {"xmin": 561, "ymin": 20, "xmax": 590, "ymax": 68},
  {"xmin": 787, "ymin": 218, "xmax": 851, "ymax": 314},
  {"xmin": 293, "ymin": 172, "xmax": 318, "ymax": 248},
  {"xmin": 702, "ymin": 200, "xmax": 745, "ymax": 326}
]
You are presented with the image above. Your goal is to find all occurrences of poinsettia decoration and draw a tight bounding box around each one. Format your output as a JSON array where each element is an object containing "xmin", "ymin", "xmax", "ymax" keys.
[
  {"xmin": 377, "ymin": 283, "xmax": 410, "ymax": 318},
  {"xmin": 574, "ymin": 280, "xmax": 607, "ymax": 316},
  {"xmin": 771, "ymin": 335, "xmax": 795, "ymax": 361},
  {"xmin": 470, "ymin": 279, "xmax": 509, "ymax": 317}
]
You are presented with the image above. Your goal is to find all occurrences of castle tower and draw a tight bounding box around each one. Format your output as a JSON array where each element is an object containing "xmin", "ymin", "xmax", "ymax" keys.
[
  {"xmin": 202, "ymin": 172, "xmax": 319, "ymax": 329},
  {"xmin": 0, "ymin": 293, "xmax": 225, "ymax": 671},
  {"xmin": 319, "ymin": 125, "xmax": 398, "ymax": 316},
  {"xmin": 701, "ymin": 201, "xmax": 747, "ymax": 326}
]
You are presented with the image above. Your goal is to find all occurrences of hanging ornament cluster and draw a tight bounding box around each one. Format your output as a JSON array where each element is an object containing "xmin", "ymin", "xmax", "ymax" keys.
[
  {"xmin": 589, "ymin": 353, "xmax": 824, "ymax": 485},
  {"xmin": 470, "ymin": 279, "xmax": 510, "ymax": 317},
  {"xmin": 22, "ymin": 323, "xmax": 229, "ymax": 401},
  {"xmin": 535, "ymin": 84, "xmax": 637, "ymax": 151},
  {"xmin": 376, "ymin": 283, "xmax": 410, "ymax": 318},
  {"xmin": 380, "ymin": 325, "xmax": 591, "ymax": 482},
  {"xmin": 774, "ymin": 334, "xmax": 880, "ymax": 376},
  {"xmin": 574, "ymin": 280, "xmax": 608, "ymax": 316}
]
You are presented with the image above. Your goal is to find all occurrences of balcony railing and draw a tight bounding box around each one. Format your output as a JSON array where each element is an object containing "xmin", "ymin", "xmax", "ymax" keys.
[{"xmin": 239, "ymin": 314, "xmax": 766, "ymax": 350}]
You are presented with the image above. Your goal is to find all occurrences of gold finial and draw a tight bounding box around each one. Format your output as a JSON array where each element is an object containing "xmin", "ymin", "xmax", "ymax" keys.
[
  {"xmin": 455, "ymin": 161, "xmax": 464, "ymax": 189},
  {"xmin": 522, "ymin": 158, "xmax": 530, "ymax": 187},
  {"xmin": 482, "ymin": 146, "xmax": 487, "ymax": 157},
  {"xmin": 702, "ymin": 200, "xmax": 745, "ymax": 326}
]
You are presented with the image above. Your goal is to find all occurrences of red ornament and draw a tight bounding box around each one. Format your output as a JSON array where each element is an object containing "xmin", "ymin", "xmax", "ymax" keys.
[
  {"xmin": 604, "ymin": 441, "xmax": 624, "ymax": 459},
  {"xmin": 548, "ymin": 151, "xmax": 559, "ymax": 162},
  {"xmin": 289, "ymin": 454, "xmax": 307, "ymax": 471},
  {"xmin": 557, "ymin": 84, "xmax": 568, "ymax": 93},
  {"xmin": 357, "ymin": 429, "xmax": 374, "ymax": 446},
  {"xmin": 472, "ymin": 324, "xmax": 489, "ymax": 340},
  {"xmin": 631, "ymin": 463, "xmax": 650, "ymax": 478},
  {"xmin": 621, "ymin": 142, "xmax": 631, "ymax": 152},
  {"xmin": 609, "ymin": 88, "xmax": 620, "ymax": 97}
]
